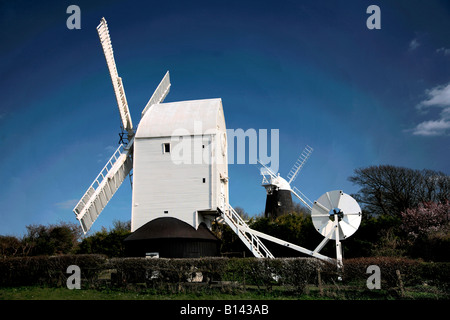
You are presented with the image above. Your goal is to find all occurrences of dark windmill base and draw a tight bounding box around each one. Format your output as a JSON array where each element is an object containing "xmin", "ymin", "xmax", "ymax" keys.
[
  {"xmin": 264, "ymin": 189, "xmax": 294, "ymax": 220},
  {"xmin": 124, "ymin": 217, "xmax": 220, "ymax": 258}
]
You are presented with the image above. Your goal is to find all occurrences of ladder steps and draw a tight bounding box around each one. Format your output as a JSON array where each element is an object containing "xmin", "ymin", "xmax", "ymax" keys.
[{"xmin": 222, "ymin": 204, "xmax": 274, "ymax": 258}]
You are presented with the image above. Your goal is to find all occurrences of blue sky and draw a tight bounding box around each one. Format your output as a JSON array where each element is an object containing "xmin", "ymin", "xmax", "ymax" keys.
[{"xmin": 0, "ymin": 0, "xmax": 449, "ymax": 237}]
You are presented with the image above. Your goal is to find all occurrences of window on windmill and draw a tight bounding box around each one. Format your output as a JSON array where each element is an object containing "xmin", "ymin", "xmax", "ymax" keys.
[
  {"xmin": 163, "ymin": 143, "xmax": 170, "ymax": 153},
  {"xmin": 203, "ymin": 178, "xmax": 206, "ymax": 183}
]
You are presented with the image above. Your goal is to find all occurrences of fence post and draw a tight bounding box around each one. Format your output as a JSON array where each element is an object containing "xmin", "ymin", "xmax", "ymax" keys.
[
  {"xmin": 317, "ymin": 267, "xmax": 324, "ymax": 296},
  {"xmin": 396, "ymin": 269, "xmax": 405, "ymax": 297}
]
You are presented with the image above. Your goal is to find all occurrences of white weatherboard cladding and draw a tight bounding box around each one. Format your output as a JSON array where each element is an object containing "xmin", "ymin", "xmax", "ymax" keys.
[
  {"xmin": 131, "ymin": 98, "xmax": 228, "ymax": 232},
  {"xmin": 132, "ymin": 136, "xmax": 211, "ymax": 231}
]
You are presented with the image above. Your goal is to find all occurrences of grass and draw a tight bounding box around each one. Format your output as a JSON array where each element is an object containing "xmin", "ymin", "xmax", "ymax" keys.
[
  {"xmin": 0, "ymin": 284, "xmax": 447, "ymax": 300},
  {"xmin": 0, "ymin": 286, "xmax": 309, "ymax": 300}
]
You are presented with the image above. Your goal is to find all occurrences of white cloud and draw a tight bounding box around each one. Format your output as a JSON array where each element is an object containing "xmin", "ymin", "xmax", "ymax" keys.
[
  {"xmin": 410, "ymin": 83, "xmax": 450, "ymax": 136},
  {"xmin": 408, "ymin": 38, "xmax": 420, "ymax": 51},
  {"xmin": 441, "ymin": 106, "xmax": 450, "ymax": 119},
  {"xmin": 104, "ymin": 145, "xmax": 117, "ymax": 153},
  {"xmin": 412, "ymin": 119, "xmax": 450, "ymax": 136},
  {"xmin": 436, "ymin": 47, "xmax": 450, "ymax": 56},
  {"xmin": 419, "ymin": 83, "xmax": 450, "ymax": 108},
  {"xmin": 54, "ymin": 199, "xmax": 79, "ymax": 210},
  {"xmin": 97, "ymin": 145, "xmax": 117, "ymax": 163}
]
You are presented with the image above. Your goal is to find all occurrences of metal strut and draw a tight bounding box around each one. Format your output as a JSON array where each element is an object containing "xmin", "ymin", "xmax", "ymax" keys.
[{"xmin": 221, "ymin": 203, "xmax": 341, "ymax": 267}]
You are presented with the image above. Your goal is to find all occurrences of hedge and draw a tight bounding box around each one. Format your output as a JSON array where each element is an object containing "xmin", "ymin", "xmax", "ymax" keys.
[
  {"xmin": 0, "ymin": 254, "xmax": 107, "ymax": 287},
  {"xmin": 343, "ymin": 257, "xmax": 450, "ymax": 292},
  {"xmin": 0, "ymin": 255, "xmax": 448, "ymax": 294},
  {"xmin": 108, "ymin": 257, "xmax": 230, "ymax": 292}
]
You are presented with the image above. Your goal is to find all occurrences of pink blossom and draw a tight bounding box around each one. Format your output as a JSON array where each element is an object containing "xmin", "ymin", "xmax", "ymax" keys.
[{"xmin": 400, "ymin": 201, "xmax": 450, "ymax": 239}]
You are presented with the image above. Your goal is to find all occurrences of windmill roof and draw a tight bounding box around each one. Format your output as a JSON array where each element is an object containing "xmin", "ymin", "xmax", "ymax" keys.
[
  {"xmin": 124, "ymin": 217, "xmax": 219, "ymax": 242},
  {"xmin": 136, "ymin": 98, "xmax": 224, "ymax": 138}
]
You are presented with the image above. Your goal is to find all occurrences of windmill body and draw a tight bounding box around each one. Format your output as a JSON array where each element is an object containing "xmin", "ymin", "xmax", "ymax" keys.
[
  {"xmin": 132, "ymin": 98, "xmax": 228, "ymax": 232},
  {"xmin": 259, "ymin": 145, "xmax": 314, "ymax": 219},
  {"xmin": 262, "ymin": 174, "xmax": 294, "ymax": 219}
]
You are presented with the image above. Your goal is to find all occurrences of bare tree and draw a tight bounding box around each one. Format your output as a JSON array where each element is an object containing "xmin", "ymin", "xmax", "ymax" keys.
[{"xmin": 349, "ymin": 165, "xmax": 449, "ymax": 218}]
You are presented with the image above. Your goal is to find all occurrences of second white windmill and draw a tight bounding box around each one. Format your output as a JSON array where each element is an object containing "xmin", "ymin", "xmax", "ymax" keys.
[
  {"xmin": 258, "ymin": 145, "xmax": 314, "ymax": 218},
  {"xmin": 255, "ymin": 146, "xmax": 362, "ymax": 267}
]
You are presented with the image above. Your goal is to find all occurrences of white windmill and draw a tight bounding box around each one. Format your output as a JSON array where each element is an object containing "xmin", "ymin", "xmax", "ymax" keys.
[
  {"xmin": 258, "ymin": 145, "xmax": 314, "ymax": 218},
  {"xmin": 73, "ymin": 18, "xmax": 229, "ymax": 258},
  {"xmin": 253, "ymin": 146, "xmax": 362, "ymax": 267}
]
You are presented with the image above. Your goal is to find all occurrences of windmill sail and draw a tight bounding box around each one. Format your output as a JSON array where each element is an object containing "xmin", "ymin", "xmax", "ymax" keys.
[
  {"xmin": 287, "ymin": 145, "xmax": 313, "ymax": 184},
  {"xmin": 141, "ymin": 71, "xmax": 171, "ymax": 118},
  {"xmin": 74, "ymin": 20, "xmax": 172, "ymax": 234},
  {"xmin": 97, "ymin": 18, "xmax": 134, "ymax": 136},
  {"xmin": 73, "ymin": 142, "xmax": 133, "ymax": 233}
]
